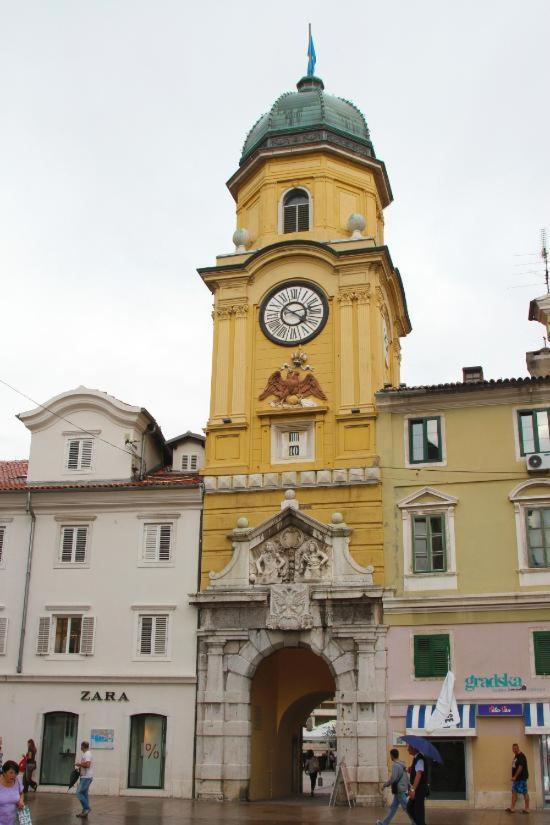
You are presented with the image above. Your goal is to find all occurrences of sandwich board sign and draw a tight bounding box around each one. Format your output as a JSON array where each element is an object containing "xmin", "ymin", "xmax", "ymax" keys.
[{"xmin": 328, "ymin": 759, "xmax": 356, "ymax": 807}]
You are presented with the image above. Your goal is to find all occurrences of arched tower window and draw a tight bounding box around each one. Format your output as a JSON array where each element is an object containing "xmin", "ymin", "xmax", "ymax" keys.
[{"xmin": 282, "ymin": 188, "xmax": 310, "ymax": 233}]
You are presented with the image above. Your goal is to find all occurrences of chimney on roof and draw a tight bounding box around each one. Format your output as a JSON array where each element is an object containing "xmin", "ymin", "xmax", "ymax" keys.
[
  {"xmin": 462, "ymin": 366, "xmax": 484, "ymax": 384},
  {"xmin": 526, "ymin": 348, "xmax": 550, "ymax": 377}
]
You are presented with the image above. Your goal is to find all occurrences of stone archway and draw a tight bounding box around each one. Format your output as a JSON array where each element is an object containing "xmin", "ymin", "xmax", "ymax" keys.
[{"xmin": 249, "ymin": 647, "xmax": 335, "ymax": 800}]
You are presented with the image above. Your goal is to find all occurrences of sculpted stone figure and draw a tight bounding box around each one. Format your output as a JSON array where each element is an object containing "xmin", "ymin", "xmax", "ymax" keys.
[
  {"xmin": 297, "ymin": 539, "xmax": 329, "ymax": 580},
  {"xmin": 254, "ymin": 541, "xmax": 287, "ymax": 584}
]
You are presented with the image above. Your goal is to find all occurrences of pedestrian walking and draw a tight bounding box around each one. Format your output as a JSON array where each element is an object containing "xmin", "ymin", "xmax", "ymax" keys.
[
  {"xmin": 0, "ymin": 760, "xmax": 25, "ymax": 825},
  {"xmin": 376, "ymin": 748, "xmax": 414, "ymax": 825},
  {"xmin": 506, "ymin": 742, "xmax": 530, "ymax": 814},
  {"xmin": 303, "ymin": 750, "xmax": 319, "ymax": 797},
  {"xmin": 22, "ymin": 740, "xmax": 37, "ymax": 793},
  {"xmin": 406, "ymin": 745, "xmax": 429, "ymax": 825},
  {"xmin": 75, "ymin": 741, "xmax": 93, "ymax": 818}
]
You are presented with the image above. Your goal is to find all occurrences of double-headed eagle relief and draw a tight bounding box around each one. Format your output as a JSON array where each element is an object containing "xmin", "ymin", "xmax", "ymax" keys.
[
  {"xmin": 258, "ymin": 349, "xmax": 327, "ymax": 408},
  {"xmin": 249, "ymin": 527, "xmax": 330, "ymax": 586}
]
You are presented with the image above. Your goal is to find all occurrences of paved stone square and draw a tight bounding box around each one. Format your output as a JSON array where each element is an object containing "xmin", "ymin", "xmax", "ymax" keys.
[{"xmin": 21, "ymin": 793, "xmax": 549, "ymax": 824}]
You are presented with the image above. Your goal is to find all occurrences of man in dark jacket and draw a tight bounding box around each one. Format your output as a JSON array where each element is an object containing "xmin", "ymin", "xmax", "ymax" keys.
[{"xmin": 406, "ymin": 745, "xmax": 428, "ymax": 825}]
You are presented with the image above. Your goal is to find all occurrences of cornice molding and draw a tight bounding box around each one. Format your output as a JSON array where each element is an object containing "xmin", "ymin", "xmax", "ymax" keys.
[
  {"xmin": 383, "ymin": 590, "xmax": 550, "ymax": 614},
  {"xmin": 0, "ymin": 674, "xmax": 196, "ymax": 685}
]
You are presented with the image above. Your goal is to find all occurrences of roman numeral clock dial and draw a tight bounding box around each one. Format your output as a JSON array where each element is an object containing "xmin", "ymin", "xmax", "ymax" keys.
[{"xmin": 260, "ymin": 281, "xmax": 328, "ymax": 346}]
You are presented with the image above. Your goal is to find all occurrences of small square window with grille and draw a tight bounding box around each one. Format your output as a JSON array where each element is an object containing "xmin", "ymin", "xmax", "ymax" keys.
[{"xmin": 182, "ymin": 454, "xmax": 199, "ymax": 471}]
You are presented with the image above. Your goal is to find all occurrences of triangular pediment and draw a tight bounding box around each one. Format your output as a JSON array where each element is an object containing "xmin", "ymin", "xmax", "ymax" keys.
[
  {"xmin": 234, "ymin": 505, "xmax": 332, "ymax": 549},
  {"xmin": 397, "ymin": 486, "xmax": 458, "ymax": 509}
]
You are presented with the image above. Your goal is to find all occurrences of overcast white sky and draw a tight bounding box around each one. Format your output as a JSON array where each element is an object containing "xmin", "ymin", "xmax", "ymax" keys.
[{"xmin": 2, "ymin": 0, "xmax": 549, "ymax": 459}]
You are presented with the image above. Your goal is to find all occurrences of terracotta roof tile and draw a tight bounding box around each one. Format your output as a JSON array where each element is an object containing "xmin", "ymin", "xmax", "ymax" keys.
[{"xmin": 0, "ymin": 461, "xmax": 201, "ymax": 492}]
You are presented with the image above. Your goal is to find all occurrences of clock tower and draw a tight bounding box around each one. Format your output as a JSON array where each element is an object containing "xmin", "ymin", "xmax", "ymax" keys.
[{"xmin": 193, "ymin": 68, "xmax": 411, "ymax": 804}]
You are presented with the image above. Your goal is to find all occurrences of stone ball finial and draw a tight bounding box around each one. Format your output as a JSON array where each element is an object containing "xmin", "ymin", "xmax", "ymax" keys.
[
  {"xmin": 236, "ymin": 516, "xmax": 249, "ymax": 529},
  {"xmin": 331, "ymin": 512, "xmax": 344, "ymax": 524},
  {"xmin": 284, "ymin": 489, "xmax": 296, "ymax": 500},
  {"xmin": 232, "ymin": 227, "xmax": 250, "ymax": 253},
  {"xmin": 347, "ymin": 213, "xmax": 366, "ymax": 240}
]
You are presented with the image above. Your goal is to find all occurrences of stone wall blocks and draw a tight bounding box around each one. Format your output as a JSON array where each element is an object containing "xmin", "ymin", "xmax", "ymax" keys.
[
  {"xmin": 222, "ymin": 765, "xmax": 251, "ymax": 781},
  {"xmin": 225, "ymin": 672, "xmax": 251, "ymax": 695},
  {"xmin": 248, "ymin": 473, "xmax": 263, "ymax": 488},
  {"xmin": 332, "ymin": 651, "xmax": 356, "ymax": 675},
  {"xmin": 202, "ymin": 691, "xmax": 226, "ymax": 704},
  {"xmin": 197, "ymin": 721, "xmax": 224, "ymax": 736},
  {"xmin": 299, "ymin": 471, "xmax": 316, "ymax": 486},
  {"xmin": 232, "ymin": 474, "xmax": 248, "ymax": 489},
  {"xmin": 317, "ymin": 469, "xmax": 332, "ymax": 485},
  {"xmin": 282, "ymin": 471, "xmax": 298, "ymax": 487},
  {"xmin": 203, "ymin": 476, "xmax": 217, "ymax": 491},
  {"xmin": 356, "ymin": 721, "xmax": 378, "ymax": 737},
  {"xmin": 263, "ymin": 472, "xmax": 279, "ymax": 488},
  {"xmin": 336, "ymin": 670, "xmax": 357, "ymax": 692},
  {"xmin": 217, "ymin": 476, "xmax": 233, "ymax": 490},
  {"xmin": 356, "ymin": 691, "xmax": 385, "ymax": 704},
  {"xmin": 357, "ymin": 766, "xmax": 382, "ymax": 783},
  {"xmin": 227, "ymin": 654, "xmax": 252, "ymax": 677},
  {"xmin": 194, "ymin": 764, "xmax": 224, "ymax": 780},
  {"xmin": 223, "ymin": 721, "xmax": 251, "ymax": 737},
  {"xmin": 336, "ymin": 721, "xmax": 356, "ymax": 737},
  {"xmin": 221, "ymin": 691, "xmax": 251, "ymax": 704},
  {"xmin": 248, "ymin": 629, "xmax": 272, "ymax": 655},
  {"xmin": 333, "ymin": 468, "xmax": 348, "ymax": 484},
  {"xmin": 348, "ymin": 467, "xmax": 365, "ymax": 483},
  {"xmin": 365, "ymin": 467, "xmax": 381, "ymax": 482},
  {"xmin": 323, "ymin": 639, "xmax": 344, "ymax": 663},
  {"xmin": 238, "ymin": 642, "xmax": 260, "ymax": 665}
]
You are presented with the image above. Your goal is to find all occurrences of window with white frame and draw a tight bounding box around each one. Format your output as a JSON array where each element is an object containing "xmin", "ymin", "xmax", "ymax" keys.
[
  {"xmin": 518, "ymin": 408, "xmax": 550, "ymax": 455},
  {"xmin": 282, "ymin": 188, "xmax": 310, "ymax": 233},
  {"xmin": 271, "ymin": 421, "xmax": 314, "ymax": 463},
  {"xmin": 0, "ymin": 617, "xmax": 8, "ymax": 655},
  {"xmin": 510, "ymin": 480, "xmax": 550, "ymax": 585},
  {"xmin": 36, "ymin": 615, "xmax": 95, "ymax": 655},
  {"xmin": 138, "ymin": 615, "xmax": 168, "ymax": 657},
  {"xmin": 66, "ymin": 438, "xmax": 94, "ymax": 471},
  {"xmin": 181, "ymin": 453, "xmax": 199, "ymax": 471},
  {"xmin": 397, "ymin": 487, "xmax": 458, "ymax": 592},
  {"xmin": 142, "ymin": 523, "xmax": 173, "ymax": 563},
  {"xmin": 59, "ymin": 526, "xmax": 88, "ymax": 564}
]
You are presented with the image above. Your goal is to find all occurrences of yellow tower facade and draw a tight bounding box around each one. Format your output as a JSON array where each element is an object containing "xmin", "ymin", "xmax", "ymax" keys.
[{"xmin": 193, "ymin": 72, "xmax": 411, "ymax": 804}]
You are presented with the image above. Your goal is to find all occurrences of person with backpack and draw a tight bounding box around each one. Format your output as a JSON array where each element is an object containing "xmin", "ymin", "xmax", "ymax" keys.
[
  {"xmin": 377, "ymin": 748, "xmax": 414, "ymax": 825},
  {"xmin": 303, "ymin": 750, "xmax": 320, "ymax": 797},
  {"xmin": 406, "ymin": 745, "xmax": 430, "ymax": 825}
]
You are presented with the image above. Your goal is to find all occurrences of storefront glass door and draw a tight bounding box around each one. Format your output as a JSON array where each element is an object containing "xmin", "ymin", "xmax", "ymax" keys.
[
  {"xmin": 541, "ymin": 735, "xmax": 550, "ymax": 807},
  {"xmin": 40, "ymin": 711, "xmax": 78, "ymax": 785},
  {"xmin": 128, "ymin": 714, "xmax": 166, "ymax": 789},
  {"xmin": 429, "ymin": 739, "xmax": 466, "ymax": 800}
]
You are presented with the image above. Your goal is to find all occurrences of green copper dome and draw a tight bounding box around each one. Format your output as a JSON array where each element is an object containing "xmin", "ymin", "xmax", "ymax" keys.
[{"xmin": 240, "ymin": 76, "xmax": 375, "ymax": 165}]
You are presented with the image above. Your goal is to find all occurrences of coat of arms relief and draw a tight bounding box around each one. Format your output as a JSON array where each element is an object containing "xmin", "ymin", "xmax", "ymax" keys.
[{"xmin": 249, "ymin": 527, "xmax": 330, "ymax": 585}]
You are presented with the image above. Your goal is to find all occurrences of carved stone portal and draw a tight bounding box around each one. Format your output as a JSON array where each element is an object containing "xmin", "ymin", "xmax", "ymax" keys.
[
  {"xmin": 249, "ymin": 527, "xmax": 330, "ymax": 585},
  {"xmin": 266, "ymin": 583, "xmax": 313, "ymax": 630}
]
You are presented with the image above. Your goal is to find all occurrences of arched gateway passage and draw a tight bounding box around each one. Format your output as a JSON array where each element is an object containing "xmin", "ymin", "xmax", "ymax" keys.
[{"xmin": 249, "ymin": 647, "xmax": 335, "ymax": 800}]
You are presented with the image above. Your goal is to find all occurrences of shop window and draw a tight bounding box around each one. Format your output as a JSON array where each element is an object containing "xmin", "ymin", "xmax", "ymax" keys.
[
  {"xmin": 534, "ymin": 631, "xmax": 550, "ymax": 675},
  {"xmin": 40, "ymin": 712, "xmax": 78, "ymax": 785},
  {"xmin": 414, "ymin": 634, "xmax": 450, "ymax": 678},
  {"xmin": 412, "ymin": 514, "xmax": 446, "ymax": 572},
  {"xmin": 128, "ymin": 714, "xmax": 166, "ymax": 789},
  {"xmin": 518, "ymin": 408, "xmax": 550, "ymax": 455},
  {"xmin": 526, "ymin": 508, "xmax": 550, "ymax": 568},
  {"xmin": 408, "ymin": 417, "xmax": 442, "ymax": 464}
]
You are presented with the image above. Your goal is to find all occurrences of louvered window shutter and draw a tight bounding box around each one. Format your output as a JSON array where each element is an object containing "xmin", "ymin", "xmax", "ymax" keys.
[
  {"xmin": 74, "ymin": 528, "xmax": 87, "ymax": 563},
  {"xmin": 80, "ymin": 439, "xmax": 93, "ymax": 469},
  {"xmin": 154, "ymin": 616, "xmax": 168, "ymax": 655},
  {"xmin": 534, "ymin": 631, "xmax": 550, "ymax": 675},
  {"xmin": 140, "ymin": 616, "xmax": 153, "ymax": 654},
  {"xmin": 158, "ymin": 525, "xmax": 172, "ymax": 561},
  {"xmin": 190, "ymin": 454, "xmax": 198, "ymax": 470},
  {"xmin": 80, "ymin": 616, "xmax": 95, "ymax": 655},
  {"xmin": 181, "ymin": 455, "xmax": 189, "ymax": 470},
  {"xmin": 0, "ymin": 617, "xmax": 8, "ymax": 655},
  {"xmin": 283, "ymin": 205, "xmax": 295, "ymax": 233},
  {"xmin": 297, "ymin": 203, "xmax": 309, "ymax": 231},
  {"xmin": 67, "ymin": 440, "xmax": 80, "ymax": 470},
  {"xmin": 36, "ymin": 617, "xmax": 51, "ymax": 655},
  {"xmin": 61, "ymin": 527, "xmax": 75, "ymax": 562},
  {"xmin": 144, "ymin": 525, "xmax": 158, "ymax": 561},
  {"xmin": 0, "ymin": 525, "xmax": 5, "ymax": 563},
  {"xmin": 414, "ymin": 634, "xmax": 450, "ymax": 677}
]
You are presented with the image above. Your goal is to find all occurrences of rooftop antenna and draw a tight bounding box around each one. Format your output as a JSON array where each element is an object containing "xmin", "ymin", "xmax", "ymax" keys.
[{"xmin": 542, "ymin": 228, "xmax": 549, "ymax": 294}]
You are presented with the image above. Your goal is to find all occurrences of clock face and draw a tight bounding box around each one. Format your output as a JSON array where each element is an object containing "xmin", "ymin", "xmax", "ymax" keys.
[{"xmin": 260, "ymin": 281, "xmax": 328, "ymax": 346}]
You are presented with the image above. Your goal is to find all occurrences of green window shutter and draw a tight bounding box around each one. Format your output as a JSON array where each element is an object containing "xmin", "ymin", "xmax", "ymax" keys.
[
  {"xmin": 534, "ymin": 631, "xmax": 550, "ymax": 675},
  {"xmin": 414, "ymin": 634, "xmax": 450, "ymax": 677}
]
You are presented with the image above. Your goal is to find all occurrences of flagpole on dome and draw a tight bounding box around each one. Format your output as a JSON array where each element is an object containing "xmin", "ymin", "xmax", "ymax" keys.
[{"xmin": 307, "ymin": 23, "xmax": 316, "ymax": 77}]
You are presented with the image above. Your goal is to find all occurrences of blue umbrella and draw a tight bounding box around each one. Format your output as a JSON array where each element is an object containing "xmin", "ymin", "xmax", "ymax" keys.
[{"xmin": 398, "ymin": 735, "xmax": 443, "ymax": 764}]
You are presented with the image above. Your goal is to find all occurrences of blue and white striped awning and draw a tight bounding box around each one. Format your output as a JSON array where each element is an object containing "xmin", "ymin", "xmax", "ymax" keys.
[
  {"xmin": 406, "ymin": 704, "xmax": 477, "ymax": 737},
  {"xmin": 524, "ymin": 703, "xmax": 550, "ymax": 734}
]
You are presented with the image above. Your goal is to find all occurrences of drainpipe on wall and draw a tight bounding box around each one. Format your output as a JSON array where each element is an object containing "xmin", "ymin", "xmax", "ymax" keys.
[
  {"xmin": 17, "ymin": 490, "xmax": 36, "ymax": 674},
  {"xmin": 191, "ymin": 481, "xmax": 205, "ymax": 800}
]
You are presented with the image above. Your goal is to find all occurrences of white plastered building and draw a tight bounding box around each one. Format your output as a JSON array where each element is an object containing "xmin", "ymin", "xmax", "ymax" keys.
[{"xmin": 0, "ymin": 387, "xmax": 204, "ymax": 797}]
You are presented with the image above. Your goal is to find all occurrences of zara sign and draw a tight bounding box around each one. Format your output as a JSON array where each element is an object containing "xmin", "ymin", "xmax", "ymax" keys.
[{"xmin": 80, "ymin": 690, "xmax": 129, "ymax": 702}]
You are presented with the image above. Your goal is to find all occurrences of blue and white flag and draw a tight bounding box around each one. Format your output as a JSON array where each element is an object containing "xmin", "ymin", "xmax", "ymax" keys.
[{"xmin": 307, "ymin": 26, "xmax": 316, "ymax": 77}]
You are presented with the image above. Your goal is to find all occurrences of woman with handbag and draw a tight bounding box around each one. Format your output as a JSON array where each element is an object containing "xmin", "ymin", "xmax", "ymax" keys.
[
  {"xmin": 377, "ymin": 749, "xmax": 414, "ymax": 825},
  {"xmin": 0, "ymin": 760, "xmax": 25, "ymax": 825},
  {"xmin": 21, "ymin": 743, "xmax": 37, "ymax": 794}
]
